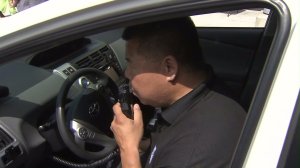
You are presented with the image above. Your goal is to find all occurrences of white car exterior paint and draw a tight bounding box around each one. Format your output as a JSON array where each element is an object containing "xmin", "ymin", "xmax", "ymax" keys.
[
  {"xmin": 243, "ymin": 0, "xmax": 300, "ymax": 167},
  {"xmin": 0, "ymin": 0, "xmax": 112, "ymax": 37}
]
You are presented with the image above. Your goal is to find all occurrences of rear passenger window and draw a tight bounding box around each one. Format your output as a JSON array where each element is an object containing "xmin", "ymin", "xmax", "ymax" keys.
[
  {"xmin": 191, "ymin": 8, "xmax": 273, "ymax": 110},
  {"xmin": 191, "ymin": 8, "xmax": 269, "ymax": 28}
]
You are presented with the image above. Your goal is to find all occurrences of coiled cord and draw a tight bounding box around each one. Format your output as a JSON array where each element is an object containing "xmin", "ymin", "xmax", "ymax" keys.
[{"xmin": 52, "ymin": 148, "xmax": 119, "ymax": 168}]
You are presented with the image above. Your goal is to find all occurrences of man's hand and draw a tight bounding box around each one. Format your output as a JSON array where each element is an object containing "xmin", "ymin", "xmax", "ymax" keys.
[{"xmin": 111, "ymin": 103, "xmax": 143, "ymax": 168}]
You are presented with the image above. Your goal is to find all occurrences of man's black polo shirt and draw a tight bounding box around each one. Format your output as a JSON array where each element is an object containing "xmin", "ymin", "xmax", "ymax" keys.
[{"xmin": 145, "ymin": 84, "xmax": 246, "ymax": 168}]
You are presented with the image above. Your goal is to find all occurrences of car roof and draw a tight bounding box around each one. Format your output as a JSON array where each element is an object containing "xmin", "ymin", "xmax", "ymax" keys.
[
  {"xmin": 0, "ymin": 0, "xmax": 297, "ymax": 62},
  {"xmin": 1, "ymin": 0, "xmax": 298, "ymax": 38},
  {"xmin": 0, "ymin": 0, "xmax": 112, "ymax": 37}
]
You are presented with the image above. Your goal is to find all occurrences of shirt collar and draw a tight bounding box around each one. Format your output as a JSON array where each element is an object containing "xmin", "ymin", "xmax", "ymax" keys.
[{"xmin": 160, "ymin": 83, "xmax": 207, "ymax": 125}]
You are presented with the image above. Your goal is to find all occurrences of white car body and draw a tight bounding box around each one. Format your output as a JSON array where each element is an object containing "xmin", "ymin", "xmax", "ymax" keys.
[
  {"xmin": 0, "ymin": 0, "xmax": 299, "ymax": 167},
  {"xmin": 244, "ymin": 0, "xmax": 300, "ymax": 167},
  {"xmin": 0, "ymin": 0, "xmax": 112, "ymax": 36}
]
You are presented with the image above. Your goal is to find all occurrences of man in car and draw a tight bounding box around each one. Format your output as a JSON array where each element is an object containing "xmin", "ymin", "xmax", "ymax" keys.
[{"xmin": 110, "ymin": 17, "xmax": 246, "ymax": 168}]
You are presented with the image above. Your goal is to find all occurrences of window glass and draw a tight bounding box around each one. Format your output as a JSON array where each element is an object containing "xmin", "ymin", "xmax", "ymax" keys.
[{"xmin": 191, "ymin": 8, "xmax": 269, "ymax": 28}]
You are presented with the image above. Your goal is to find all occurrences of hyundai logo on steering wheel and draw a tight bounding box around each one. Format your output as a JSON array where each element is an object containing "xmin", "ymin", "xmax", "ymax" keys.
[{"xmin": 88, "ymin": 102, "xmax": 100, "ymax": 116}]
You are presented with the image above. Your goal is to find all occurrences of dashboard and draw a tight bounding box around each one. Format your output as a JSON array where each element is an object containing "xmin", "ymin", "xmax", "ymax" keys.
[{"xmin": 0, "ymin": 29, "xmax": 127, "ymax": 168}]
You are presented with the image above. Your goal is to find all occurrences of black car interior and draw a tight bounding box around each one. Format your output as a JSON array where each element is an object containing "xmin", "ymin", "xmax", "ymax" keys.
[
  {"xmin": 0, "ymin": 7, "xmax": 276, "ymax": 168},
  {"xmin": 201, "ymin": 11, "xmax": 277, "ymax": 110}
]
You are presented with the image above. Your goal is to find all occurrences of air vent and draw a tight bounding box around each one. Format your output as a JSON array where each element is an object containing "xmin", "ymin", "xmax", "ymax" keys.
[
  {"xmin": 0, "ymin": 127, "xmax": 13, "ymax": 151},
  {"xmin": 75, "ymin": 50, "xmax": 105, "ymax": 69},
  {"xmin": 76, "ymin": 57, "xmax": 91, "ymax": 68},
  {"xmin": 99, "ymin": 46, "xmax": 109, "ymax": 52}
]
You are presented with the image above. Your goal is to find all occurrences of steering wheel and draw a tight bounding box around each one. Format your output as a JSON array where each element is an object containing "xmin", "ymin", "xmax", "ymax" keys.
[{"xmin": 56, "ymin": 68, "xmax": 118, "ymax": 160}]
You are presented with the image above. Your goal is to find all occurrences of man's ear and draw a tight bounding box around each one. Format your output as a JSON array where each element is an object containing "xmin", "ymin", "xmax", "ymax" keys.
[{"xmin": 162, "ymin": 56, "xmax": 178, "ymax": 82}]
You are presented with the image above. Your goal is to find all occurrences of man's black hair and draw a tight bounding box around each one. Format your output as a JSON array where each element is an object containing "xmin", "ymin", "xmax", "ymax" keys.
[{"xmin": 122, "ymin": 17, "xmax": 206, "ymax": 72}]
